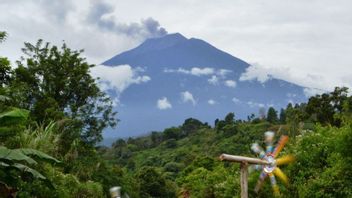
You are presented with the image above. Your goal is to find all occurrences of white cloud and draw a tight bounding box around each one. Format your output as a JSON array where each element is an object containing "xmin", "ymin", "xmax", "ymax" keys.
[
  {"xmin": 232, "ymin": 97, "xmax": 241, "ymax": 103},
  {"xmin": 157, "ymin": 97, "xmax": 172, "ymax": 110},
  {"xmin": 208, "ymin": 99, "xmax": 216, "ymax": 105},
  {"xmin": 286, "ymin": 93, "xmax": 297, "ymax": 98},
  {"xmin": 90, "ymin": 64, "xmax": 150, "ymax": 93},
  {"xmin": 208, "ymin": 75, "xmax": 219, "ymax": 85},
  {"xmin": 247, "ymin": 101, "xmax": 265, "ymax": 108},
  {"xmin": 239, "ymin": 64, "xmax": 273, "ymax": 83},
  {"xmin": 225, "ymin": 80, "xmax": 237, "ymax": 88},
  {"xmin": 164, "ymin": 67, "xmax": 214, "ymax": 76},
  {"xmin": 217, "ymin": 69, "xmax": 232, "ymax": 78},
  {"xmin": 239, "ymin": 63, "xmax": 352, "ymax": 92},
  {"xmin": 181, "ymin": 91, "xmax": 196, "ymax": 105},
  {"xmin": 190, "ymin": 67, "xmax": 214, "ymax": 76},
  {"xmin": 2, "ymin": 1, "xmax": 352, "ymax": 91}
]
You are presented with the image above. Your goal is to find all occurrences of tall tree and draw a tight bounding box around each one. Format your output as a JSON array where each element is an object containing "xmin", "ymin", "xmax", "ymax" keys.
[
  {"xmin": 279, "ymin": 108, "xmax": 286, "ymax": 124},
  {"xmin": 224, "ymin": 112, "xmax": 235, "ymax": 125},
  {"xmin": 137, "ymin": 167, "xmax": 175, "ymax": 197},
  {"xmin": 306, "ymin": 87, "xmax": 348, "ymax": 126},
  {"xmin": 285, "ymin": 103, "xmax": 305, "ymax": 138},
  {"xmin": 0, "ymin": 31, "xmax": 6, "ymax": 42},
  {"xmin": 182, "ymin": 118, "xmax": 206, "ymax": 136},
  {"xmin": 266, "ymin": 107, "xmax": 278, "ymax": 124},
  {"xmin": 0, "ymin": 31, "xmax": 12, "ymax": 87},
  {"xmin": 9, "ymin": 40, "xmax": 117, "ymax": 144}
]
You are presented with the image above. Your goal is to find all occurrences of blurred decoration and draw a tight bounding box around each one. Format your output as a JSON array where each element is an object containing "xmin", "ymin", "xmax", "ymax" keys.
[{"xmin": 250, "ymin": 132, "xmax": 295, "ymax": 197}]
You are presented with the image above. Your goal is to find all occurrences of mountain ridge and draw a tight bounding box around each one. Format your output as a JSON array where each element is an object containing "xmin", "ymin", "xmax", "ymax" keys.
[{"xmin": 103, "ymin": 33, "xmax": 248, "ymax": 75}]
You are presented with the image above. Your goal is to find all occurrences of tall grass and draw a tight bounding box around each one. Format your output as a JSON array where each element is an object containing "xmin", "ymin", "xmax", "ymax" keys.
[{"xmin": 17, "ymin": 121, "xmax": 61, "ymax": 156}]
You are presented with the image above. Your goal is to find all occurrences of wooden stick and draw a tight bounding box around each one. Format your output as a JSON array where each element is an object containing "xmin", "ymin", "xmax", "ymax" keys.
[
  {"xmin": 219, "ymin": 154, "xmax": 270, "ymax": 165},
  {"xmin": 240, "ymin": 162, "xmax": 248, "ymax": 198}
]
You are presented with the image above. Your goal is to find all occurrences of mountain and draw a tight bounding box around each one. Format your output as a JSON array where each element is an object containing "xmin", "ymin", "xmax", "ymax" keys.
[
  {"xmin": 103, "ymin": 33, "xmax": 248, "ymax": 75},
  {"xmin": 102, "ymin": 33, "xmax": 306, "ymax": 138}
]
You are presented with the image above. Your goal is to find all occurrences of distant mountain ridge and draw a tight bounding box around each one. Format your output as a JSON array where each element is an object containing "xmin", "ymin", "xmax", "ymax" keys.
[{"xmin": 102, "ymin": 33, "xmax": 306, "ymax": 138}]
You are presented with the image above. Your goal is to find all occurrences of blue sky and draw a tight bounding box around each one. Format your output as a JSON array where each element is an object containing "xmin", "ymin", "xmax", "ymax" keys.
[{"xmin": 0, "ymin": 0, "xmax": 351, "ymax": 93}]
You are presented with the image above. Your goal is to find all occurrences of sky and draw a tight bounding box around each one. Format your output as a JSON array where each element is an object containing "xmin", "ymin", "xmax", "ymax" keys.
[{"xmin": 0, "ymin": 0, "xmax": 352, "ymax": 92}]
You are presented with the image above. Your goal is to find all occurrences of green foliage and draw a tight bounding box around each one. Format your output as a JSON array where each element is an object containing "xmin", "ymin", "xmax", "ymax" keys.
[
  {"xmin": 0, "ymin": 108, "xmax": 29, "ymax": 137},
  {"xmin": 105, "ymin": 117, "xmax": 273, "ymax": 197},
  {"xmin": 17, "ymin": 165, "xmax": 104, "ymax": 198},
  {"xmin": 0, "ymin": 31, "xmax": 6, "ymax": 43},
  {"xmin": 104, "ymin": 87, "xmax": 352, "ymax": 197},
  {"xmin": 137, "ymin": 166, "xmax": 176, "ymax": 198},
  {"xmin": 163, "ymin": 127, "xmax": 181, "ymax": 140},
  {"xmin": 0, "ymin": 57, "xmax": 12, "ymax": 89},
  {"xmin": 305, "ymin": 87, "xmax": 348, "ymax": 126},
  {"xmin": 178, "ymin": 164, "xmax": 240, "ymax": 198},
  {"xmin": 267, "ymin": 107, "xmax": 278, "ymax": 124},
  {"xmin": 285, "ymin": 124, "xmax": 352, "ymax": 197},
  {"xmin": 182, "ymin": 118, "xmax": 209, "ymax": 136},
  {"xmin": 0, "ymin": 32, "xmax": 121, "ymax": 197},
  {"xmin": 14, "ymin": 122, "xmax": 61, "ymax": 155},
  {"xmin": 7, "ymin": 39, "xmax": 117, "ymax": 144},
  {"xmin": 0, "ymin": 108, "xmax": 60, "ymax": 195}
]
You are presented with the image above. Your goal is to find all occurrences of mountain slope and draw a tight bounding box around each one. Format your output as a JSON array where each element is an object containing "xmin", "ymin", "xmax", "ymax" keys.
[
  {"xmin": 102, "ymin": 33, "xmax": 306, "ymax": 138},
  {"xmin": 103, "ymin": 33, "xmax": 248, "ymax": 76}
]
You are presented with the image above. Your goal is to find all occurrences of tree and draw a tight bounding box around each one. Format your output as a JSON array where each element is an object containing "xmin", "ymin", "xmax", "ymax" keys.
[
  {"xmin": 305, "ymin": 87, "xmax": 349, "ymax": 126},
  {"xmin": 215, "ymin": 113, "xmax": 236, "ymax": 132},
  {"xmin": 137, "ymin": 167, "xmax": 175, "ymax": 197},
  {"xmin": 0, "ymin": 31, "xmax": 6, "ymax": 42},
  {"xmin": 151, "ymin": 131, "xmax": 162, "ymax": 146},
  {"xmin": 182, "ymin": 118, "xmax": 206, "ymax": 136},
  {"xmin": 8, "ymin": 40, "xmax": 117, "ymax": 144},
  {"xmin": 266, "ymin": 107, "xmax": 278, "ymax": 124},
  {"xmin": 0, "ymin": 57, "xmax": 12, "ymax": 87},
  {"xmin": 0, "ymin": 31, "xmax": 12, "ymax": 89},
  {"xmin": 224, "ymin": 112, "xmax": 235, "ymax": 125},
  {"xmin": 286, "ymin": 103, "xmax": 305, "ymax": 138},
  {"xmin": 279, "ymin": 108, "xmax": 286, "ymax": 124},
  {"xmin": 163, "ymin": 127, "xmax": 181, "ymax": 140}
]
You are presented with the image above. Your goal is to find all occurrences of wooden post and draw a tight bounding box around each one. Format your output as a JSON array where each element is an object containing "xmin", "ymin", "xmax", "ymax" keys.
[
  {"xmin": 240, "ymin": 162, "xmax": 248, "ymax": 198},
  {"xmin": 220, "ymin": 154, "xmax": 269, "ymax": 198}
]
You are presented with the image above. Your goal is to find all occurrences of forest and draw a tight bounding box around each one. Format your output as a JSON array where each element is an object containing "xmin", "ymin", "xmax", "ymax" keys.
[{"xmin": 1, "ymin": 31, "xmax": 352, "ymax": 197}]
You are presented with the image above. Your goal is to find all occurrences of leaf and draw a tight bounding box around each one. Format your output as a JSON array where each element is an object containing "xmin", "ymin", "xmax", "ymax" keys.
[
  {"xmin": 0, "ymin": 95, "xmax": 9, "ymax": 102},
  {"xmin": 0, "ymin": 108, "xmax": 29, "ymax": 125},
  {"xmin": 0, "ymin": 126, "xmax": 16, "ymax": 136},
  {"xmin": 12, "ymin": 163, "xmax": 46, "ymax": 180},
  {"xmin": 0, "ymin": 146, "xmax": 37, "ymax": 165},
  {"xmin": 16, "ymin": 148, "xmax": 61, "ymax": 164}
]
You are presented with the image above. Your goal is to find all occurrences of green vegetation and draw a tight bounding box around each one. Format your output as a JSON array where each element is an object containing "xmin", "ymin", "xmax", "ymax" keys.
[
  {"xmin": 1, "ymin": 30, "xmax": 352, "ymax": 197},
  {"xmin": 104, "ymin": 88, "xmax": 352, "ymax": 197},
  {"xmin": 1, "ymin": 31, "xmax": 118, "ymax": 197}
]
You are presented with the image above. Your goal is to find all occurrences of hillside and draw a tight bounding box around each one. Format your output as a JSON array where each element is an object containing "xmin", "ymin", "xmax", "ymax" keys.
[{"xmin": 102, "ymin": 87, "xmax": 352, "ymax": 197}]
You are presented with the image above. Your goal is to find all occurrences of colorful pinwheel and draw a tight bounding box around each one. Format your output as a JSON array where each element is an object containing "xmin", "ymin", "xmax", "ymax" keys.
[{"xmin": 250, "ymin": 131, "xmax": 295, "ymax": 196}]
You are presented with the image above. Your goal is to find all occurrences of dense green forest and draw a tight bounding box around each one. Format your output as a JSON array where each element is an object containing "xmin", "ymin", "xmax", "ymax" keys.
[{"xmin": 1, "ymin": 31, "xmax": 352, "ymax": 197}]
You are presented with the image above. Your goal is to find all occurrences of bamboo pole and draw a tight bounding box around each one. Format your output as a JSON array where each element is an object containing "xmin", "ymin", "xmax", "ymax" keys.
[{"xmin": 219, "ymin": 154, "xmax": 270, "ymax": 165}]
